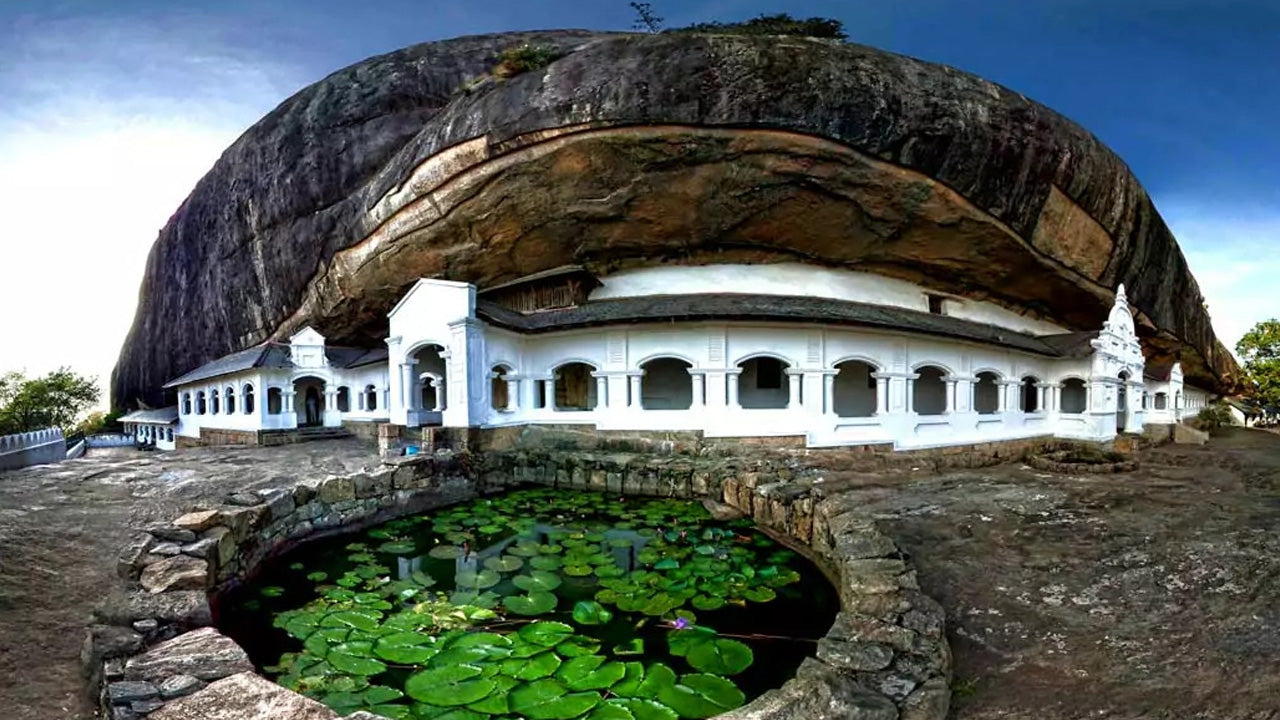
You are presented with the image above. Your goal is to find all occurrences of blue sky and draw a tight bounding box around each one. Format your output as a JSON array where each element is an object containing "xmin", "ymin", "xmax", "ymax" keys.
[{"xmin": 1, "ymin": 0, "xmax": 1276, "ymax": 395}]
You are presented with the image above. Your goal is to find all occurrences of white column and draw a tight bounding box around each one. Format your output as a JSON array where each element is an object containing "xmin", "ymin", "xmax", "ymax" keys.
[
  {"xmin": 945, "ymin": 379, "xmax": 958, "ymax": 414},
  {"xmin": 628, "ymin": 373, "xmax": 643, "ymax": 409},
  {"xmin": 542, "ymin": 378, "xmax": 556, "ymax": 410},
  {"xmin": 787, "ymin": 371, "xmax": 802, "ymax": 410},
  {"xmin": 906, "ymin": 377, "xmax": 917, "ymax": 413},
  {"xmin": 823, "ymin": 373, "xmax": 836, "ymax": 415},
  {"xmin": 400, "ymin": 362, "xmax": 418, "ymax": 411},
  {"xmin": 431, "ymin": 379, "xmax": 445, "ymax": 412},
  {"xmin": 703, "ymin": 371, "xmax": 727, "ymax": 410},
  {"xmin": 875, "ymin": 375, "xmax": 890, "ymax": 415},
  {"xmin": 690, "ymin": 373, "xmax": 706, "ymax": 408},
  {"xmin": 727, "ymin": 371, "xmax": 742, "ymax": 410},
  {"xmin": 595, "ymin": 375, "xmax": 608, "ymax": 410},
  {"xmin": 507, "ymin": 377, "xmax": 521, "ymax": 411}
]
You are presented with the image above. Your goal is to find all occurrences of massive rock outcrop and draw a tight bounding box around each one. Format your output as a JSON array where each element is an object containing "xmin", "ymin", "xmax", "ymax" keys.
[{"xmin": 112, "ymin": 30, "xmax": 1239, "ymax": 408}]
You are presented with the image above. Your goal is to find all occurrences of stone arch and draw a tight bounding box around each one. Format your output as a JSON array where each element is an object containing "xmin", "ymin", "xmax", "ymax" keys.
[
  {"xmin": 1061, "ymin": 378, "xmax": 1088, "ymax": 414},
  {"xmin": 491, "ymin": 364, "xmax": 512, "ymax": 411},
  {"xmin": 640, "ymin": 357, "xmax": 693, "ymax": 410},
  {"xmin": 833, "ymin": 359, "xmax": 878, "ymax": 418},
  {"xmin": 737, "ymin": 355, "xmax": 791, "ymax": 409},
  {"xmin": 974, "ymin": 371, "xmax": 1001, "ymax": 415},
  {"xmin": 1021, "ymin": 376, "xmax": 1041, "ymax": 413},
  {"xmin": 913, "ymin": 365, "xmax": 948, "ymax": 415},
  {"xmin": 411, "ymin": 344, "xmax": 447, "ymax": 412},
  {"xmin": 293, "ymin": 375, "xmax": 327, "ymax": 427},
  {"xmin": 551, "ymin": 361, "xmax": 597, "ymax": 411}
]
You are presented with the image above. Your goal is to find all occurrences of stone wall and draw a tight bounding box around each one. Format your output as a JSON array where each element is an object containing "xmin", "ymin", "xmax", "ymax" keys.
[
  {"xmin": 0, "ymin": 427, "xmax": 66, "ymax": 472},
  {"xmin": 88, "ymin": 443, "xmax": 952, "ymax": 720}
]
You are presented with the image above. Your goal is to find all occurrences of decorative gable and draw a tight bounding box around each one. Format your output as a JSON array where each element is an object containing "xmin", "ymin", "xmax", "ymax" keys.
[{"xmin": 290, "ymin": 327, "xmax": 329, "ymax": 369}]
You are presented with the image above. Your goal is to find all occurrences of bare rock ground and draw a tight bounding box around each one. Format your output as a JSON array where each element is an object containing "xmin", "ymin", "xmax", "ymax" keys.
[{"xmin": 2, "ymin": 429, "xmax": 1278, "ymax": 719}]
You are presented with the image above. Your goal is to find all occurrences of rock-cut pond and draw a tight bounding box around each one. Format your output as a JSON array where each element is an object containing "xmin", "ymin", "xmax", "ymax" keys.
[{"xmin": 217, "ymin": 488, "xmax": 839, "ymax": 720}]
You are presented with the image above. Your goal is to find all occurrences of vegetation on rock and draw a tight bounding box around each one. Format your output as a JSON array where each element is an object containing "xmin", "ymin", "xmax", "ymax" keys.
[
  {"xmin": 0, "ymin": 368, "xmax": 98, "ymax": 435},
  {"xmin": 1194, "ymin": 402, "xmax": 1235, "ymax": 433},
  {"xmin": 238, "ymin": 489, "xmax": 827, "ymax": 720},
  {"xmin": 493, "ymin": 44, "xmax": 564, "ymax": 78},
  {"xmin": 671, "ymin": 13, "xmax": 847, "ymax": 40}
]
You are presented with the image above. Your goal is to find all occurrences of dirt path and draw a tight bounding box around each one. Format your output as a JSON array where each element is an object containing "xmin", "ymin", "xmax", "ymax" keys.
[{"xmin": 2, "ymin": 430, "xmax": 1278, "ymax": 719}]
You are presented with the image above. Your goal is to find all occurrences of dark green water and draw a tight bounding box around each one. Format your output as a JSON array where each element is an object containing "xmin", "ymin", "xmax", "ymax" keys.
[{"xmin": 217, "ymin": 488, "xmax": 838, "ymax": 720}]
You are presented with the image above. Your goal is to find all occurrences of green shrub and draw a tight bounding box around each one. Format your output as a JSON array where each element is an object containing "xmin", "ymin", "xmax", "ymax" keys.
[
  {"xmin": 1195, "ymin": 402, "xmax": 1234, "ymax": 433},
  {"xmin": 493, "ymin": 44, "xmax": 563, "ymax": 78},
  {"xmin": 672, "ymin": 13, "xmax": 847, "ymax": 40}
]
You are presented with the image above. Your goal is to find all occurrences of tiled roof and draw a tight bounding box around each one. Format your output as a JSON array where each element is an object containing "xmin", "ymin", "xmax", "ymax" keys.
[
  {"xmin": 163, "ymin": 343, "xmax": 386, "ymax": 388},
  {"xmin": 119, "ymin": 407, "xmax": 179, "ymax": 424},
  {"xmin": 477, "ymin": 294, "xmax": 1087, "ymax": 358}
]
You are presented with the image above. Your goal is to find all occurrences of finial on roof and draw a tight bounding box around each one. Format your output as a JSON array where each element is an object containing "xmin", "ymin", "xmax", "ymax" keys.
[{"xmin": 1116, "ymin": 284, "xmax": 1127, "ymax": 304}]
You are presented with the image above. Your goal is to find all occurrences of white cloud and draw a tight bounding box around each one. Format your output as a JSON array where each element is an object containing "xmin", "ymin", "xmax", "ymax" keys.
[
  {"xmin": 1159, "ymin": 201, "xmax": 1280, "ymax": 356},
  {"xmin": 0, "ymin": 13, "xmax": 303, "ymax": 408}
]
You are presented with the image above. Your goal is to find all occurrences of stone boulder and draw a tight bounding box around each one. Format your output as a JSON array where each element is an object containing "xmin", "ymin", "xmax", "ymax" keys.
[
  {"xmin": 123, "ymin": 627, "xmax": 253, "ymax": 684},
  {"xmin": 111, "ymin": 31, "xmax": 1239, "ymax": 410},
  {"xmin": 1174, "ymin": 423, "xmax": 1210, "ymax": 445},
  {"xmin": 140, "ymin": 555, "xmax": 209, "ymax": 594},
  {"xmin": 149, "ymin": 672, "xmax": 337, "ymax": 720}
]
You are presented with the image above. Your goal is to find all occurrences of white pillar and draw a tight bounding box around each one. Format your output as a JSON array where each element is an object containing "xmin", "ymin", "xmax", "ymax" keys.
[
  {"xmin": 430, "ymin": 378, "xmax": 445, "ymax": 412},
  {"xmin": 823, "ymin": 373, "xmax": 836, "ymax": 415},
  {"xmin": 787, "ymin": 372, "xmax": 802, "ymax": 410},
  {"xmin": 945, "ymin": 379, "xmax": 958, "ymax": 414},
  {"xmin": 595, "ymin": 375, "xmax": 608, "ymax": 410},
  {"xmin": 703, "ymin": 371, "xmax": 727, "ymax": 410},
  {"xmin": 400, "ymin": 363, "xmax": 417, "ymax": 411},
  {"xmin": 628, "ymin": 374, "xmax": 643, "ymax": 409},
  {"xmin": 507, "ymin": 378, "xmax": 521, "ymax": 411},
  {"xmin": 875, "ymin": 375, "xmax": 890, "ymax": 415},
  {"xmin": 906, "ymin": 377, "xmax": 917, "ymax": 413},
  {"xmin": 542, "ymin": 378, "xmax": 556, "ymax": 410},
  {"xmin": 727, "ymin": 371, "xmax": 742, "ymax": 410},
  {"xmin": 690, "ymin": 372, "xmax": 706, "ymax": 408}
]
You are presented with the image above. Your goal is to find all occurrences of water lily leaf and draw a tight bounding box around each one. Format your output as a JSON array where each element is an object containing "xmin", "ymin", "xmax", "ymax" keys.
[
  {"xmin": 513, "ymin": 570, "xmax": 563, "ymax": 592},
  {"xmin": 374, "ymin": 539, "xmax": 414, "ymax": 554},
  {"xmin": 556, "ymin": 635, "xmax": 602, "ymax": 658},
  {"xmin": 429, "ymin": 646, "xmax": 489, "ymax": 667},
  {"xmin": 563, "ymin": 564, "xmax": 594, "ymax": 577},
  {"xmin": 428, "ymin": 545, "xmax": 464, "ymax": 560},
  {"xmin": 501, "ymin": 649, "xmax": 562, "ymax": 680},
  {"xmin": 594, "ymin": 565, "xmax": 625, "ymax": 579},
  {"xmin": 518, "ymin": 621, "xmax": 574, "ymax": 647},
  {"xmin": 587, "ymin": 701, "xmax": 637, "ymax": 720},
  {"xmin": 571, "ymin": 600, "xmax": 613, "ymax": 626},
  {"xmin": 289, "ymin": 561, "xmax": 306, "ymax": 571},
  {"xmin": 405, "ymin": 664, "xmax": 497, "ymax": 706},
  {"xmin": 321, "ymin": 609, "xmax": 382, "ymax": 632},
  {"xmin": 558, "ymin": 655, "xmax": 627, "ymax": 691},
  {"xmin": 529, "ymin": 555, "xmax": 562, "ymax": 571},
  {"xmin": 636, "ymin": 662, "xmax": 677, "ymax": 698},
  {"xmin": 656, "ymin": 673, "xmax": 745, "ymax": 718},
  {"xmin": 666, "ymin": 626, "xmax": 716, "ymax": 657},
  {"xmin": 508, "ymin": 678, "xmax": 602, "ymax": 720},
  {"xmin": 368, "ymin": 704, "xmax": 412, "ymax": 719},
  {"xmin": 690, "ymin": 595, "xmax": 724, "ymax": 611},
  {"xmin": 508, "ymin": 542, "xmax": 542, "ymax": 557},
  {"xmin": 612, "ymin": 638, "xmax": 644, "ymax": 656},
  {"xmin": 450, "ymin": 631, "xmax": 513, "ymax": 657},
  {"xmin": 260, "ymin": 586, "xmax": 285, "ymax": 598},
  {"xmin": 607, "ymin": 698, "xmax": 678, "ymax": 720},
  {"xmin": 454, "ymin": 569, "xmax": 501, "ymax": 590},
  {"xmin": 685, "ymin": 638, "xmax": 753, "ymax": 675},
  {"xmin": 483, "ymin": 554, "xmax": 524, "ymax": 573},
  {"xmin": 362, "ymin": 685, "xmax": 405, "ymax": 704},
  {"xmin": 281, "ymin": 614, "xmax": 319, "ymax": 640},
  {"xmin": 413, "ymin": 704, "xmax": 486, "ymax": 720},
  {"xmin": 305, "ymin": 571, "xmax": 329, "ymax": 582},
  {"xmin": 611, "ymin": 662, "xmax": 646, "ymax": 697},
  {"xmin": 327, "ymin": 651, "xmax": 387, "ymax": 676},
  {"xmin": 503, "ymin": 591, "xmax": 557, "ymax": 616},
  {"xmin": 374, "ymin": 633, "xmax": 438, "ymax": 665}
]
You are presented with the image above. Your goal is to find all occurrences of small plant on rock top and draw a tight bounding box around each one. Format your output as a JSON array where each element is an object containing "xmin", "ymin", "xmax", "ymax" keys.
[{"xmin": 492, "ymin": 44, "xmax": 563, "ymax": 78}]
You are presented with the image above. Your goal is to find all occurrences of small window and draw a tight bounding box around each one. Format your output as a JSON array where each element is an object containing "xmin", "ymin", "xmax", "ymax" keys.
[
  {"xmin": 754, "ymin": 358, "xmax": 783, "ymax": 390},
  {"xmin": 927, "ymin": 294, "xmax": 946, "ymax": 315}
]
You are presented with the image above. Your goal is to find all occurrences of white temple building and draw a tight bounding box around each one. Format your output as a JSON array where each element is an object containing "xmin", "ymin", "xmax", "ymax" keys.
[{"xmin": 160, "ymin": 262, "xmax": 1222, "ymax": 451}]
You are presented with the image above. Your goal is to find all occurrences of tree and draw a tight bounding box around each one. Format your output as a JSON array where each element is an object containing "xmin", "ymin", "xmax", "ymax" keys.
[
  {"xmin": 0, "ymin": 368, "xmax": 100, "ymax": 436},
  {"xmin": 630, "ymin": 2, "xmax": 664, "ymax": 33},
  {"xmin": 1236, "ymin": 319, "xmax": 1280, "ymax": 418}
]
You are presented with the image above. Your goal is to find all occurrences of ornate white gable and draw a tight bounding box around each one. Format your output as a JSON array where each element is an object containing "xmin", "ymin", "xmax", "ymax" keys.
[
  {"xmin": 290, "ymin": 327, "xmax": 329, "ymax": 369},
  {"xmin": 1090, "ymin": 284, "xmax": 1145, "ymax": 379}
]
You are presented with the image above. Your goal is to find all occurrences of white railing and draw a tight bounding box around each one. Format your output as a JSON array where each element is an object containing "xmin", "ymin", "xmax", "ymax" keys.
[
  {"xmin": 0, "ymin": 427, "xmax": 67, "ymax": 472},
  {"xmin": 0, "ymin": 427, "xmax": 63, "ymax": 454}
]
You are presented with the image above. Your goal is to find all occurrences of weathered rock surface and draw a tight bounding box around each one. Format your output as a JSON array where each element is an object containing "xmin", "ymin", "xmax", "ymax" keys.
[
  {"xmin": 139, "ymin": 556, "xmax": 208, "ymax": 594},
  {"xmin": 123, "ymin": 628, "xmax": 252, "ymax": 684},
  {"xmin": 112, "ymin": 30, "xmax": 1237, "ymax": 409},
  {"xmin": 148, "ymin": 672, "xmax": 337, "ymax": 720}
]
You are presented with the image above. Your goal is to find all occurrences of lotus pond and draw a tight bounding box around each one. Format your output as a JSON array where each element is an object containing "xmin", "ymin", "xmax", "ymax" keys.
[{"xmin": 219, "ymin": 488, "xmax": 838, "ymax": 720}]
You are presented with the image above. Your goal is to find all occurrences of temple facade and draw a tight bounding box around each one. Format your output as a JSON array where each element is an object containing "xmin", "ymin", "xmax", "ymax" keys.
[{"xmin": 161, "ymin": 262, "xmax": 1211, "ymax": 451}]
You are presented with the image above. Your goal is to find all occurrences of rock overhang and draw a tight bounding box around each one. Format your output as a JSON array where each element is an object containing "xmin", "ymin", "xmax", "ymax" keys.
[{"xmin": 112, "ymin": 30, "xmax": 1240, "ymax": 409}]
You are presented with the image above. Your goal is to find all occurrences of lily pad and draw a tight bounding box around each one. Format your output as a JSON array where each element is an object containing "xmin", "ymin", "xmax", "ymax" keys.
[
  {"xmin": 454, "ymin": 569, "xmax": 501, "ymax": 590},
  {"xmin": 513, "ymin": 570, "xmax": 563, "ymax": 593},
  {"xmin": 558, "ymin": 655, "xmax": 627, "ymax": 691},
  {"xmin": 529, "ymin": 555, "xmax": 562, "ymax": 571},
  {"xmin": 685, "ymin": 637, "xmax": 754, "ymax": 675},
  {"xmin": 483, "ymin": 554, "xmax": 524, "ymax": 573},
  {"xmin": 379, "ymin": 540, "xmax": 418, "ymax": 554},
  {"xmin": 519, "ymin": 621, "xmax": 574, "ymax": 647},
  {"xmin": 508, "ymin": 678, "xmax": 602, "ymax": 720},
  {"xmin": 656, "ymin": 673, "xmax": 745, "ymax": 718},
  {"xmin": 571, "ymin": 600, "xmax": 613, "ymax": 626},
  {"xmin": 428, "ymin": 545, "xmax": 464, "ymax": 560},
  {"xmin": 608, "ymin": 698, "xmax": 679, "ymax": 720},
  {"xmin": 405, "ymin": 664, "xmax": 497, "ymax": 706},
  {"xmin": 503, "ymin": 591, "xmax": 558, "ymax": 616}
]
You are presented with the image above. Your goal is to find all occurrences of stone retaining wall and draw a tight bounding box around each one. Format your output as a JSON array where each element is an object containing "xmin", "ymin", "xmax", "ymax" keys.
[{"xmin": 88, "ymin": 445, "xmax": 952, "ymax": 720}]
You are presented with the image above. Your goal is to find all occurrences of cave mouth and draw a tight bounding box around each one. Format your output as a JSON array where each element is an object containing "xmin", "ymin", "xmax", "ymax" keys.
[{"xmin": 215, "ymin": 486, "xmax": 839, "ymax": 719}]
